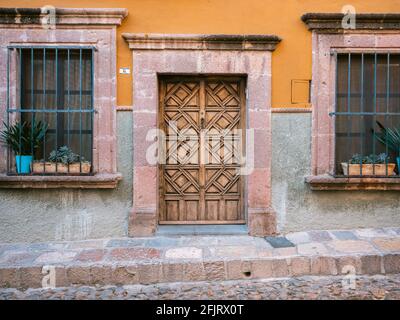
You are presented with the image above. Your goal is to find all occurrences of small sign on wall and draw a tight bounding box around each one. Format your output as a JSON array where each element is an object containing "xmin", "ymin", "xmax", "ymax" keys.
[{"xmin": 119, "ymin": 67, "xmax": 131, "ymax": 74}]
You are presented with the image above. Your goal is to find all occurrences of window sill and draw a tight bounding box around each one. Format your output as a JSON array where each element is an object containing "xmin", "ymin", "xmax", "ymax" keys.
[
  {"xmin": 305, "ymin": 174, "xmax": 400, "ymax": 191},
  {"xmin": 0, "ymin": 173, "xmax": 122, "ymax": 189}
]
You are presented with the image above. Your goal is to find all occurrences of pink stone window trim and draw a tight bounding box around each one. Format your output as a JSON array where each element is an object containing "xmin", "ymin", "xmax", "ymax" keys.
[
  {"xmin": 0, "ymin": 8, "xmax": 127, "ymax": 188},
  {"xmin": 309, "ymin": 31, "xmax": 400, "ymax": 190}
]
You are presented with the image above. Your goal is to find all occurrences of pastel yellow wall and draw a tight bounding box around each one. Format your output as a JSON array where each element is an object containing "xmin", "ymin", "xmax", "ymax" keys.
[{"xmin": 1, "ymin": 0, "xmax": 400, "ymax": 108}]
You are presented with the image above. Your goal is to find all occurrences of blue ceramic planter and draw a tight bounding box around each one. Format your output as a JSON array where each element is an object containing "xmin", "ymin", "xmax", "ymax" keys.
[
  {"xmin": 15, "ymin": 155, "xmax": 33, "ymax": 174},
  {"xmin": 397, "ymin": 157, "xmax": 400, "ymax": 175}
]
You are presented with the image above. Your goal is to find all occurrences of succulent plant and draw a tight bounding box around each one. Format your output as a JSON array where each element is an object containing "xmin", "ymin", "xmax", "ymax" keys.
[
  {"xmin": 348, "ymin": 153, "xmax": 389, "ymax": 164},
  {"xmin": 48, "ymin": 146, "xmax": 84, "ymax": 164}
]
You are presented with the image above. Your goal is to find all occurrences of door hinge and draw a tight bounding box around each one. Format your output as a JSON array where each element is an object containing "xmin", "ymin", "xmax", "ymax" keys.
[{"xmin": 245, "ymin": 88, "xmax": 249, "ymax": 100}]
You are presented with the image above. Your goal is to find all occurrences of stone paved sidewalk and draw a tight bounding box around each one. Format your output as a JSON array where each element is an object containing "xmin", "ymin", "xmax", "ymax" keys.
[{"xmin": 1, "ymin": 227, "xmax": 400, "ymax": 290}]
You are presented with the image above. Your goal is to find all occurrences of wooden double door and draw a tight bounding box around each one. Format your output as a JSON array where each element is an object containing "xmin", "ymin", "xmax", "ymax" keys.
[{"xmin": 159, "ymin": 76, "xmax": 246, "ymax": 225}]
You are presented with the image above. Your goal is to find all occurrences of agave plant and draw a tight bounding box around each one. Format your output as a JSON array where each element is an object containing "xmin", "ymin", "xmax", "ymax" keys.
[
  {"xmin": 0, "ymin": 121, "xmax": 48, "ymax": 155},
  {"xmin": 373, "ymin": 121, "xmax": 400, "ymax": 157}
]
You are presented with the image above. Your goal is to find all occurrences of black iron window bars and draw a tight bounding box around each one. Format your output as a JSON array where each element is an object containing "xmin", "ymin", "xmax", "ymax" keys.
[
  {"xmin": 5, "ymin": 47, "xmax": 94, "ymax": 175},
  {"xmin": 331, "ymin": 52, "xmax": 400, "ymax": 178}
]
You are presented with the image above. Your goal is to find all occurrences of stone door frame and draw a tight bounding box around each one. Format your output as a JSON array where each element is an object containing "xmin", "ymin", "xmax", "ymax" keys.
[{"xmin": 123, "ymin": 34, "xmax": 281, "ymax": 237}]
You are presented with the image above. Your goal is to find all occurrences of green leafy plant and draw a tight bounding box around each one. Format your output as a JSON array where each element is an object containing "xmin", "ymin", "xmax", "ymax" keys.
[
  {"xmin": 0, "ymin": 121, "xmax": 48, "ymax": 155},
  {"xmin": 48, "ymin": 146, "xmax": 85, "ymax": 164},
  {"xmin": 373, "ymin": 121, "xmax": 400, "ymax": 157},
  {"xmin": 348, "ymin": 153, "xmax": 389, "ymax": 164}
]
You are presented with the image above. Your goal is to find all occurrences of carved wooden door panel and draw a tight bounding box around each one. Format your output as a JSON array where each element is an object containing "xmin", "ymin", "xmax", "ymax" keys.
[{"xmin": 159, "ymin": 76, "xmax": 245, "ymax": 224}]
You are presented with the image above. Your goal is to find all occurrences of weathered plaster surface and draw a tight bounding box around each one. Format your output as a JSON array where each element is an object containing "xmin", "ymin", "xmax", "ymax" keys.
[
  {"xmin": 0, "ymin": 113, "xmax": 132, "ymax": 243},
  {"xmin": 272, "ymin": 113, "xmax": 400, "ymax": 233}
]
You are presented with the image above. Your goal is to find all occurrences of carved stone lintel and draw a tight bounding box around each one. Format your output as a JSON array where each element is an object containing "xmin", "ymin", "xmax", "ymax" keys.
[
  {"xmin": 302, "ymin": 13, "xmax": 400, "ymax": 32},
  {"xmin": 122, "ymin": 33, "xmax": 281, "ymax": 51},
  {"xmin": 0, "ymin": 7, "xmax": 128, "ymax": 26}
]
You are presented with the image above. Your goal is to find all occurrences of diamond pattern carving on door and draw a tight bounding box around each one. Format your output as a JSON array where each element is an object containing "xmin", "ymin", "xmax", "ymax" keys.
[{"xmin": 159, "ymin": 76, "xmax": 245, "ymax": 224}]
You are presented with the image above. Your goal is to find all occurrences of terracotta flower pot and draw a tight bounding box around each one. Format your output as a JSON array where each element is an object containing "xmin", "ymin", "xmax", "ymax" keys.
[
  {"xmin": 32, "ymin": 162, "xmax": 91, "ymax": 174},
  {"xmin": 341, "ymin": 163, "xmax": 396, "ymax": 176}
]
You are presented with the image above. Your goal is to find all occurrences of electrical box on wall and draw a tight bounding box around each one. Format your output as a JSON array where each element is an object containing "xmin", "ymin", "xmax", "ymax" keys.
[{"xmin": 291, "ymin": 79, "xmax": 311, "ymax": 104}]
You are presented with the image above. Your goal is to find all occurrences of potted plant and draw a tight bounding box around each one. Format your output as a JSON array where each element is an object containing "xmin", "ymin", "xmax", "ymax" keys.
[
  {"xmin": 373, "ymin": 121, "xmax": 400, "ymax": 173},
  {"xmin": 341, "ymin": 153, "xmax": 396, "ymax": 176},
  {"xmin": 0, "ymin": 121, "xmax": 48, "ymax": 174},
  {"xmin": 32, "ymin": 146, "xmax": 91, "ymax": 174}
]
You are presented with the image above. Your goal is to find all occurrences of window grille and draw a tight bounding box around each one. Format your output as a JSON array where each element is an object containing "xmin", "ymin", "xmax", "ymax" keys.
[
  {"xmin": 331, "ymin": 52, "xmax": 400, "ymax": 177},
  {"xmin": 5, "ymin": 47, "xmax": 94, "ymax": 175}
]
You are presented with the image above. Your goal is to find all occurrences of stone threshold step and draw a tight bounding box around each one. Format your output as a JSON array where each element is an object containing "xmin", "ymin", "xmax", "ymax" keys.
[
  {"xmin": 1, "ymin": 253, "xmax": 399, "ymax": 290},
  {"xmin": 157, "ymin": 225, "xmax": 248, "ymax": 235}
]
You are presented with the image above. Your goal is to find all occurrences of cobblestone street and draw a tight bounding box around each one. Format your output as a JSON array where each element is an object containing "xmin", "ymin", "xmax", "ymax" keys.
[{"xmin": 1, "ymin": 274, "xmax": 400, "ymax": 300}]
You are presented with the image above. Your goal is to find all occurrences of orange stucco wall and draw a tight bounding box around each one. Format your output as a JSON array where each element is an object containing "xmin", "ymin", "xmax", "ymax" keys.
[{"xmin": 1, "ymin": 0, "xmax": 399, "ymax": 108}]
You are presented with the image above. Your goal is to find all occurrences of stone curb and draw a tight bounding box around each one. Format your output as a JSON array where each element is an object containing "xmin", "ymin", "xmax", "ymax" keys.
[{"xmin": 1, "ymin": 253, "xmax": 399, "ymax": 289}]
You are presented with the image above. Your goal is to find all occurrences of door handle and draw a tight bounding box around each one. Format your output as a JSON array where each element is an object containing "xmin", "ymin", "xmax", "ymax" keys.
[{"xmin": 200, "ymin": 110, "xmax": 205, "ymax": 129}]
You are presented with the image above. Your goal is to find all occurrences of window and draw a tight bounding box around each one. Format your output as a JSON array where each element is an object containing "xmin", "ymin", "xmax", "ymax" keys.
[
  {"xmin": 332, "ymin": 53, "xmax": 400, "ymax": 177},
  {"xmin": 6, "ymin": 47, "xmax": 94, "ymax": 175}
]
